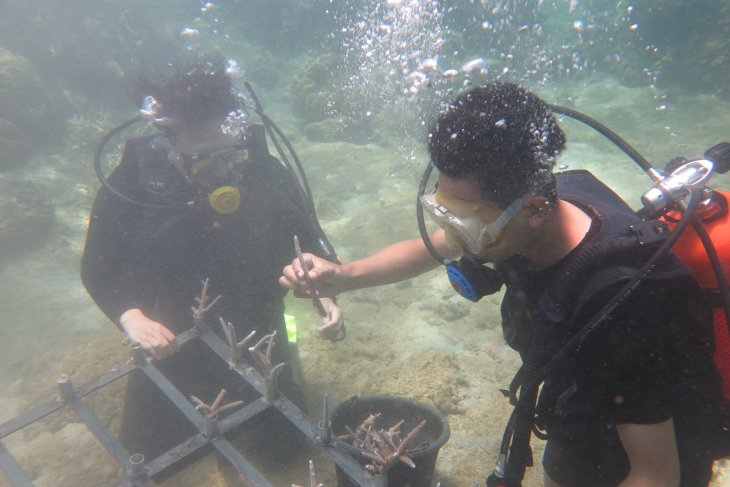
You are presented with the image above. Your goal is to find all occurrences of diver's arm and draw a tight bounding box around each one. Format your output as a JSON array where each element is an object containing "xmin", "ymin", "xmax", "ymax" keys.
[
  {"xmin": 616, "ymin": 419, "xmax": 680, "ymax": 487},
  {"xmin": 280, "ymin": 229, "xmax": 445, "ymax": 297},
  {"xmin": 81, "ymin": 140, "xmax": 158, "ymax": 327},
  {"xmin": 338, "ymin": 230, "xmax": 445, "ymax": 291}
]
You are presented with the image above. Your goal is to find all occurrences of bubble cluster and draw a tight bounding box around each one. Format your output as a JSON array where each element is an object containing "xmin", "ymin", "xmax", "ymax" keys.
[{"xmin": 220, "ymin": 109, "xmax": 250, "ymax": 139}]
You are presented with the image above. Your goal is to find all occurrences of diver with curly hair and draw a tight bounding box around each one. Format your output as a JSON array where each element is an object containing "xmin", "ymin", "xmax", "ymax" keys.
[{"xmin": 281, "ymin": 82, "xmax": 725, "ymax": 486}]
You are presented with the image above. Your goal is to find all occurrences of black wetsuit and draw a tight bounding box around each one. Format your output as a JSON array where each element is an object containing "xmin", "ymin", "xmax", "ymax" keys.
[
  {"xmin": 81, "ymin": 130, "xmax": 322, "ymax": 463},
  {"xmin": 499, "ymin": 171, "xmax": 723, "ymax": 486}
]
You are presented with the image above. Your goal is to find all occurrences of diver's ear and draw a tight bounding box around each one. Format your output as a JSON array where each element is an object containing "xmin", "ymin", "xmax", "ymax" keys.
[{"xmin": 525, "ymin": 196, "xmax": 551, "ymax": 228}]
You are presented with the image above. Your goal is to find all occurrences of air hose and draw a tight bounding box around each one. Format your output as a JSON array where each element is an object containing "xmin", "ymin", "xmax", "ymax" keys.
[
  {"xmin": 243, "ymin": 81, "xmax": 338, "ymax": 262},
  {"xmin": 94, "ymin": 115, "xmax": 190, "ymax": 209}
]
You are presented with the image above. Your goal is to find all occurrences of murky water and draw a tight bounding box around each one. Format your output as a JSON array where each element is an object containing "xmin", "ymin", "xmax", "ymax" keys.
[{"xmin": 1, "ymin": 1, "xmax": 728, "ymax": 486}]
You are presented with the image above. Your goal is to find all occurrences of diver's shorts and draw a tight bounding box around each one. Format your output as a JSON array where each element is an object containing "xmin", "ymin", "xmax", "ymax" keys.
[{"xmin": 543, "ymin": 430, "xmax": 715, "ymax": 487}]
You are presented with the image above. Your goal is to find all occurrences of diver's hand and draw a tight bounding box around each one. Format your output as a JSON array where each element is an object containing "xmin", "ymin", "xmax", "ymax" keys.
[
  {"xmin": 318, "ymin": 298, "xmax": 345, "ymax": 341},
  {"xmin": 280, "ymin": 253, "xmax": 345, "ymax": 298},
  {"xmin": 119, "ymin": 309, "xmax": 179, "ymax": 359}
]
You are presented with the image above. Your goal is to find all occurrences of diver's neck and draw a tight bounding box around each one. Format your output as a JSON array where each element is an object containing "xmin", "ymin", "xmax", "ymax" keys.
[{"xmin": 524, "ymin": 199, "xmax": 592, "ymax": 270}]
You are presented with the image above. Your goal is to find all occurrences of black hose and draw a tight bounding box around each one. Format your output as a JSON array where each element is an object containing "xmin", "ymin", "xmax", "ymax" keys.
[
  {"xmin": 94, "ymin": 115, "xmax": 188, "ymax": 209},
  {"xmin": 549, "ymin": 104, "xmax": 656, "ymax": 177},
  {"xmin": 243, "ymin": 81, "xmax": 338, "ymax": 261},
  {"xmin": 546, "ymin": 236, "xmax": 638, "ymax": 320},
  {"xmin": 550, "ymin": 103, "xmax": 730, "ymax": 348}
]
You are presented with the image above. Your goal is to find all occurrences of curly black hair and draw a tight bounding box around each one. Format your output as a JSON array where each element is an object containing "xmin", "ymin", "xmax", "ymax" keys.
[
  {"xmin": 428, "ymin": 82, "xmax": 566, "ymax": 208},
  {"xmin": 133, "ymin": 58, "xmax": 238, "ymax": 127}
]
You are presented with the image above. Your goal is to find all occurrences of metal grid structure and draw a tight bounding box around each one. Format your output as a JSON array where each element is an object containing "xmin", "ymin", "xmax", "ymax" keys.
[{"xmin": 0, "ymin": 285, "xmax": 386, "ymax": 487}]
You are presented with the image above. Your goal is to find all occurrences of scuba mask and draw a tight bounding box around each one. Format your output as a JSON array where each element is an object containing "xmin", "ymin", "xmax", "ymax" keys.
[
  {"xmin": 419, "ymin": 187, "xmax": 527, "ymax": 256},
  {"xmin": 417, "ymin": 183, "xmax": 525, "ymax": 302}
]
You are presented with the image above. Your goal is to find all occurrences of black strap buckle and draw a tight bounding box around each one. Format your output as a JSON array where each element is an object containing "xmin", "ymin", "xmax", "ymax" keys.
[{"xmin": 630, "ymin": 220, "xmax": 670, "ymax": 246}]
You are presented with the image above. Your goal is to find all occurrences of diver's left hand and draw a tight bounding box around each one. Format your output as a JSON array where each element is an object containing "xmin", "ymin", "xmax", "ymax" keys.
[{"xmin": 318, "ymin": 298, "xmax": 345, "ymax": 341}]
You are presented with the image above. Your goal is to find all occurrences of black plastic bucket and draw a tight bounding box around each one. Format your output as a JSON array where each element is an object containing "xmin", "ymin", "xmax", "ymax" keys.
[{"xmin": 330, "ymin": 395, "xmax": 450, "ymax": 487}]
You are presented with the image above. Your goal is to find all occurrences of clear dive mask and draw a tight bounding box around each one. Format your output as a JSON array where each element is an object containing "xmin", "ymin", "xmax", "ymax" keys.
[{"xmin": 419, "ymin": 187, "xmax": 527, "ymax": 255}]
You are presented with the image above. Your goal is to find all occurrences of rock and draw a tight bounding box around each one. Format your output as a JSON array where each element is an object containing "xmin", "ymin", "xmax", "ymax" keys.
[
  {"xmin": 0, "ymin": 48, "xmax": 64, "ymax": 169},
  {"xmin": 290, "ymin": 53, "xmax": 339, "ymax": 123},
  {"xmin": 0, "ymin": 178, "xmax": 54, "ymax": 266},
  {"xmin": 302, "ymin": 116, "xmax": 375, "ymax": 144}
]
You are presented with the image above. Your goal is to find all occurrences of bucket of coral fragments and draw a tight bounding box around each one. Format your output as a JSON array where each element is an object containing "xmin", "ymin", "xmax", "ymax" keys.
[{"xmin": 330, "ymin": 395, "xmax": 450, "ymax": 487}]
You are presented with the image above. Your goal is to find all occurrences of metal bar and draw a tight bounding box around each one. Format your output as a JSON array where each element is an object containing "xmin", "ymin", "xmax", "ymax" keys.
[
  {"xmin": 210, "ymin": 437, "xmax": 272, "ymax": 487},
  {"xmin": 141, "ymin": 396, "xmax": 271, "ymax": 480},
  {"xmin": 57, "ymin": 376, "xmax": 132, "ymax": 468},
  {"xmin": 136, "ymin": 362, "xmax": 205, "ymax": 431},
  {"xmin": 142, "ymin": 434, "xmax": 208, "ymax": 481},
  {"xmin": 0, "ymin": 362, "xmax": 134, "ymax": 439},
  {"xmin": 217, "ymin": 397, "xmax": 271, "ymax": 432},
  {"xmin": 136, "ymin": 361, "xmax": 283, "ymax": 486},
  {"xmin": 1, "ymin": 319, "xmax": 383, "ymax": 487},
  {"xmin": 0, "ymin": 440, "xmax": 34, "ymax": 487},
  {"xmin": 197, "ymin": 325, "xmax": 381, "ymax": 486}
]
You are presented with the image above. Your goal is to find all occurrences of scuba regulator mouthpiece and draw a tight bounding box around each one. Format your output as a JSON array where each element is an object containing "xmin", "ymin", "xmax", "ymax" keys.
[
  {"xmin": 184, "ymin": 143, "xmax": 250, "ymax": 215},
  {"xmin": 208, "ymin": 186, "xmax": 241, "ymax": 214},
  {"xmin": 446, "ymin": 257, "xmax": 504, "ymax": 302}
]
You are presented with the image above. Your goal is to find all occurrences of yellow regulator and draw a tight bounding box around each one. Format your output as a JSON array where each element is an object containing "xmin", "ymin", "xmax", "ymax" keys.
[{"xmin": 208, "ymin": 185, "xmax": 241, "ymax": 214}]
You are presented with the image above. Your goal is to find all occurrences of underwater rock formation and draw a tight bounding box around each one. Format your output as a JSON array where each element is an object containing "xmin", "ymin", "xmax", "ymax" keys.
[
  {"xmin": 290, "ymin": 54, "xmax": 339, "ymax": 124},
  {"xmin": 0, "ymin": 48, "xmax": 63, "ymax": 170},
  {"xmin": 302, "ymin": 116, "xmax": 375, "ymax": 144},
  {"xmin": 0, "ymin": 178, "xmax": 54, "ymax": 267},
  {"xmin": 291, "ymin": 54, "xmax": 378, "ymax": 144}
]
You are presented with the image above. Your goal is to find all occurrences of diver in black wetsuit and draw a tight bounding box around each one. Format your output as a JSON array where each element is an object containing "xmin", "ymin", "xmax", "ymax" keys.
[{"xmin": 80, "ymin": 59, "xmax": 342, "ymax": 466}]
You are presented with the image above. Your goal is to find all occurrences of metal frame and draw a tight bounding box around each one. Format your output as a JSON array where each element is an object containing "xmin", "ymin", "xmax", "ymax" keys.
[{"xmin": 0, "ymin": 303, "xmax": 386, "ymax": 487}]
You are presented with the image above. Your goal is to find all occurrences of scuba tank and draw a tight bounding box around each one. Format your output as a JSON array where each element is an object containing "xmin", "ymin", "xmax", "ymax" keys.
[{"xmin": 645, "ymin": 143, "xmax": 730, "ymax": 404}]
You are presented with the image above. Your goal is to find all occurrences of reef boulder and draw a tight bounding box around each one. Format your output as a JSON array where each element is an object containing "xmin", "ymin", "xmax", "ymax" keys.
[
  {"xmin": 0, "ymin": 48, "xmax": 64, "ymax": 170},
  {"xmin": 0, "ymin": 178, "xmax": 54, "ymax": 267}
]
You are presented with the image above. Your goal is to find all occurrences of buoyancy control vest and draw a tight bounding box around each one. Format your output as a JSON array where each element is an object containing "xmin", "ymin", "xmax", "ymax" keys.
[
  {"xmin": 500, "ymin": 169, "xmax": 690, "ymax": 357},
  {"xmin": 493, "ymin": 169, "xmax": 706, "ymax": 486}
]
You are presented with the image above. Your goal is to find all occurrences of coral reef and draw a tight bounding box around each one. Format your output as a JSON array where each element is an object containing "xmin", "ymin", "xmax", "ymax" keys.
[
  {"xmin": 0, "ymin": 178, "xmax": 54, "ymax": 267},
  {"xmin": 0, "ymin": 48, "xmax": 64, "ymax": 170},
  {"xmin": 290, "ymin": 54, "xmax": 340, "ymax": 124},
  {"xmin": 290, "ymin": 54, "xmax": 378, "ymax": 144}
]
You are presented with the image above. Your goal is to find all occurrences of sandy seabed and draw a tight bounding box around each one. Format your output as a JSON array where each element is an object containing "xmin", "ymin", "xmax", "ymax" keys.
[{"xmin": 1, "ymin": 76, "xmax": 729, "ymax": 487}]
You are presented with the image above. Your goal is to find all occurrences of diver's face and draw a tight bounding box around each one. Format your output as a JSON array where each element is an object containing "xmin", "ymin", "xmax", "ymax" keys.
[
  {"xmin": 435, "ymin": 174, "xmax": 531, "ymax": 263},
  {"xmin": 169, "ymin": 116, "xmax": 236, "ymax": 156}
]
